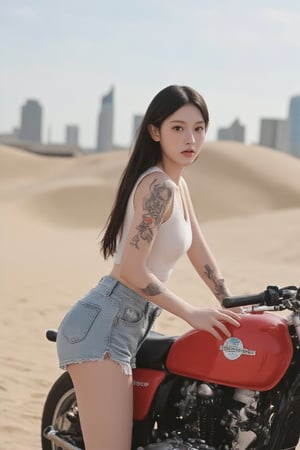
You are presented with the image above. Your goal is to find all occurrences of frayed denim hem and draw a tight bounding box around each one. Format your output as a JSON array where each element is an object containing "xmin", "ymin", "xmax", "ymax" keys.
[{"xmin": 60, "ymin": 352, "xmax": 133, "ymax": 376}]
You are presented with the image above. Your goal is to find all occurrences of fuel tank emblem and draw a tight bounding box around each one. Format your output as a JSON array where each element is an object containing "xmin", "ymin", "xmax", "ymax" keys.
[{"xmin": 220, "ymin": 337, "xmax": 256, "ymax": 360}]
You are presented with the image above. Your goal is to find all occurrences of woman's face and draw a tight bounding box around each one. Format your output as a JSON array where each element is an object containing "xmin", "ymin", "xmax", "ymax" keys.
[{"xmin": 151, "ymin": 104, "xmax": 206, "ymax": 167}]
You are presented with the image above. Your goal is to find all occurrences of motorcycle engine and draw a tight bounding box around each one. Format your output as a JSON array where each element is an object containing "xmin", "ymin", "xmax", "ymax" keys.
[{"xmin": 139, "ymin": 380, "xmax": 267, "ymax": 450}]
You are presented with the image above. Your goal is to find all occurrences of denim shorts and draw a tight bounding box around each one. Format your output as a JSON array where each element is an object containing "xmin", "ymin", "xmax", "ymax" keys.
[{"xmin": 56, "ymin": 276, "xmax": 161, "ymax": 375}]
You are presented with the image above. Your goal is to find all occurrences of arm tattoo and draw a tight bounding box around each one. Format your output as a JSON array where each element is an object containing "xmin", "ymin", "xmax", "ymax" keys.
[
  {"xmin": 141, "ymin": 282, "xmax": 164, "ymax": 296},
  {"xmin": 204, "ymin": 264, "xmax": 227, "ymax": 301},
  {"xmin": 130, "ymin": 178, "xmax": 172, "ymax": 249}
]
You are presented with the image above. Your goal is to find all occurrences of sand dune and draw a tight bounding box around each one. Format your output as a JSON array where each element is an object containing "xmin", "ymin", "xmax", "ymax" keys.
[
  {"xmin": 1, "ymin": 142, "xmax": 300, "ymax": 449},
  {"xmin": 1, "ymin": 142, "xmax": 300, "ymax": 227},
  {"xmin": 187, "ymin": 141, "xmax": 300, "ymax": 220}
]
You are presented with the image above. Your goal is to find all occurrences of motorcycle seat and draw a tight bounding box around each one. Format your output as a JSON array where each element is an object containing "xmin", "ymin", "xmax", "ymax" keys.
[{"xmin": 135, "ymin": 331, "xmax": 177, "ymax": 370}]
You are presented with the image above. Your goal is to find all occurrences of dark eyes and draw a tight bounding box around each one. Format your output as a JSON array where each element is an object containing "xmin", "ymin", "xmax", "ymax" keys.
[{"xmin": 172, "ymin": 126, "xmax": 204, "ymax": 132}]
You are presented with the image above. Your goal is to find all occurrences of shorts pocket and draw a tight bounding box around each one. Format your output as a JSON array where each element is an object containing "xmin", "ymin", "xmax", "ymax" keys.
[
  {"xmin": 110, "ymin": 307, "xmax": 145, "ymax": 358},
  {"xmin": 118, "ymin": 307, "xmax": 144, "ymax": 326},
  {"xmin": 61, "ymin": 301, "xmax": 101, "ymax": 344}
]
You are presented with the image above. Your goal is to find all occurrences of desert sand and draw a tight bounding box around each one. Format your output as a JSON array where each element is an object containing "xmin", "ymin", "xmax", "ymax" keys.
[{"xmin": 1, "ymin": 141, "xmax": 300, "ymax": 449}]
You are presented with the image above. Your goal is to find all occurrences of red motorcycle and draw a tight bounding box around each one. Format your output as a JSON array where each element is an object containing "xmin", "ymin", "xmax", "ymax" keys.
[{"xmin": 42, "ymin": 285, "xmax": 300, "ymax": 450}]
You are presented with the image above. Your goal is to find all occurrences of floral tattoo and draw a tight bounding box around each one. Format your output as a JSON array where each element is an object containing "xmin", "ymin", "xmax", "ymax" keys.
[
  {"xmin": 204, "ymin": 264, "xmax": 227, "ymax": 301},
  {"xmin": 131, "ymin": 178, "xmax": 172, "ymax": 249}
]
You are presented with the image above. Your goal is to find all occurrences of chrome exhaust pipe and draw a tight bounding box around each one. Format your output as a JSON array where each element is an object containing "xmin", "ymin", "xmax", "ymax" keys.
[{"xmin": 43, "ymin": 426, "xmax": 83, "ymax": 450}]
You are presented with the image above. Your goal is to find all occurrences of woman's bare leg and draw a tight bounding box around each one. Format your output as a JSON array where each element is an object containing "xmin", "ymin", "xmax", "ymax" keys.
[{"xmin": 68, "ymin": 359, "xmax": 133, "ymax": 450}]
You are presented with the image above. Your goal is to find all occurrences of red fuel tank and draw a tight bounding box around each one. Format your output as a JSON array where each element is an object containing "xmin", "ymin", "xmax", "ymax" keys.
[{"xmin": 166, "ymin": 313, "xmax": 293, "ymax": 391}]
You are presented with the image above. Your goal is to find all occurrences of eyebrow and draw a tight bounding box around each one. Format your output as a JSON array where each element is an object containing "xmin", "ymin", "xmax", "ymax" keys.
[{"xmin": 169, "ymin": 120, "xmax": 205, "ymax": 124}]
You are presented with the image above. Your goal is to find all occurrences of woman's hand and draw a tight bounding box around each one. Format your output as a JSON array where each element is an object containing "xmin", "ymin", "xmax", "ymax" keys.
[{"xmin": 185, "ymin": 306, "xmax": 241, "ymax": 340}]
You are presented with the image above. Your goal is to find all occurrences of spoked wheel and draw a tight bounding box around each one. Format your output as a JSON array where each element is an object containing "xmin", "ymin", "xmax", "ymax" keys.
[{"xmin": 41, "ymin": 372, "xmax": 84, "ymax": 450}]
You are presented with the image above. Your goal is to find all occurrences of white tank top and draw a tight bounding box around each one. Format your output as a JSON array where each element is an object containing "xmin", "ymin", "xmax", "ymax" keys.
[{"xmin": 114, "ymin": 167, "xmax": 192, "ymax": 281}]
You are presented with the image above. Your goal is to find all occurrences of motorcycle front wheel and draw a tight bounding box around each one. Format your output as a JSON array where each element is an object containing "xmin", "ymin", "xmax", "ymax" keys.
[{"xmin": 41, "ymin": 372, "xmax": 84, "ymax": 450}]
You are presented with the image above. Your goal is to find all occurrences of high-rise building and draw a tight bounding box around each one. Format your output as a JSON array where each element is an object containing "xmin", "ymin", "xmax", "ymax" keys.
[
  {"xmin": 259, "ymin": 118, "xmax": 289, "ymax": 152},
  {"xmin": 96, "ymin": 87, "xmax": 114, "ymax": 152},
  {"xmin": 132, "ymin": 114, "xmax": 143, "ymax": 140},
  {"xmin": 288, "ymin": 95, "xmax": 300, "ymax": 158},
  {"xmin": 19, "ymin": 99, "xmax": 42, "ymax": 143},
  {"xmin": 65, "ymin": 125, "xmax": 79, "ymax": 146},
  {"xmin": 217, "ymin": 119, "xmax": 245, "ymax": 142}
]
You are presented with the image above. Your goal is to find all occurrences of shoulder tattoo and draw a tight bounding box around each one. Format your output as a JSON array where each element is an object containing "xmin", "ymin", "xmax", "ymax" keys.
[
  {"xmin": 204, "ymin": 264, "xmax": 226, "ymax": 301},
  {"xmin": 130, "ymin": 178, "xmax": 172, "ymax": 249}
]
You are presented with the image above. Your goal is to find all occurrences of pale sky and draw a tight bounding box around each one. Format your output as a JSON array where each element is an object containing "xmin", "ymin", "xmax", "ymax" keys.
[{"xmin": 1, "ymin": 0, "xmax": 300, "ymax": 148}]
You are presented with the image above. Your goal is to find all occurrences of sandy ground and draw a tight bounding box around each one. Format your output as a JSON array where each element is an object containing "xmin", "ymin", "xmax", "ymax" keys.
[{"xmin": 1, "ymin": 142, "xmax": 300, "ymax": 449}]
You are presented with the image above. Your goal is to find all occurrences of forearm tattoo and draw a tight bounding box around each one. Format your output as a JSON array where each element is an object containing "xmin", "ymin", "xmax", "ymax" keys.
[
  {"xmin": 131, "ymin": 179, "xmax": 172, "ymax": 249},
  {"xmin": 141, "ymin": 282, "xmax": 164, "ymax": 296},
  {"xmin": 204, "ymin": 264, "xmax": 227, "ymax": 301}
]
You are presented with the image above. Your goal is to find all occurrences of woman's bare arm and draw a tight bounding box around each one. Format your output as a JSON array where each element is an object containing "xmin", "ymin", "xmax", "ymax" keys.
[
  {"xmin": 116, "ymin": 173, "xmax": 239, "ymax": 339},
  {"xmin": 182, "ymin": 179, "xmax": 231, "ymax": 304}
]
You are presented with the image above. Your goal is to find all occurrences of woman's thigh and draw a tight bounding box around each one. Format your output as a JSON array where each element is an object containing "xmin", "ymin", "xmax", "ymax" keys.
[{"xmin": 68, "ymin": 359, "xmax": 133, "ymax": 450}]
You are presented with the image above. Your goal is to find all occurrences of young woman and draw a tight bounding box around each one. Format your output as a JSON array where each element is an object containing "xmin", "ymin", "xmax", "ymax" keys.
[{"xmin": 56, "ymin": 85, "xmax": 241, "ymax": 450}]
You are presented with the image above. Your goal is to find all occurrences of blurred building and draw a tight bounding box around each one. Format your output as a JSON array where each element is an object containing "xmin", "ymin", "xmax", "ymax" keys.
[
  {"xmin": 96, "ymin": 87, "xmax": 114, "ymax": 152},
  {"xmin": 259, "ymin": 118, "xmax": 289, "ymax": 152},
  {"xmin": 65, "ymin": 125, "xmax": 79, "ymax": 146},
  {"xmin": 0, "ymin": 128, "xmax": 20, "ymax": 143},
  {"xmin": 132, "ymin": 114, "xmax": 143, "ymax": 140},
  {"xmin": 217, "ymin": 119, "xmax": 245, "ymax": 142},
  {"xmin": 288, "ymin": 94, "xmax": 300, "ymax": 158},
  {"xmin": 19, "ymin": 99, "xmax": 42, "ymax": 143}
]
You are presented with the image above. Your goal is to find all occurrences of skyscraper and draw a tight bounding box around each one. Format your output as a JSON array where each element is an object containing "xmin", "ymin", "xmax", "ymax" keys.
[
  {"xmin": 96, "ymin": 87, "xmax": 114, "ymax": 152},
  {"xmin": 288, "ymin": 95, "xmax": 300, "ymax": 158},
  {"xmin": 65, "ymin": 125, "xmax": 79, "ymax": 146},
  {"xmin": 19, "ymin": 99, "xmax": 42, "ymax": 143},
  {"xmin": 132, "ymin": 114, "xmax": 143, "ymax": 140},
  {"xmin": 259, "ymin": 118, "xmax": 288, "ymax": 152},
  {"xmin": 217, "ymin": 119, "xmax": 245, "ymax": 142}
]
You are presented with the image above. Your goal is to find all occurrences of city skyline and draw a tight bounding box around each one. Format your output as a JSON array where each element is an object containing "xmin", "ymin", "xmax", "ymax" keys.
[
  {"xmin": 217, "ymin": 93, "xmax": 300, "ymax": 157},
  {"xmin": 2, "ymin": 89, "xmax": 299, "ymax": 156},
  {"xmin": 1, "ymin": 1, "xmax": 299, "ymax": 148},
  {"xmin": 2, "ymin": 85, "xmax": 298, "ymax": 151}
]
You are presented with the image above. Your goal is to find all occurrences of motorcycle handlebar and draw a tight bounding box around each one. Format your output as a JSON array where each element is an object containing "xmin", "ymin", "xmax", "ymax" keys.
[
  {"xmin": 222, "ymin": 285, "xmax": 299, "ymax": 309},
  {"xmin": 222, "ymin": 292, "xmax": 265, "ymax": 308}
]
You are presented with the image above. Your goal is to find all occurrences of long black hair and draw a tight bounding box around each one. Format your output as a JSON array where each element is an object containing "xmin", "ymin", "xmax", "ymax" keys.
[{"xmin": 100, "ymin": 85, "xmax": 209, "ymax": 259}]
